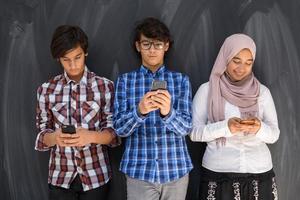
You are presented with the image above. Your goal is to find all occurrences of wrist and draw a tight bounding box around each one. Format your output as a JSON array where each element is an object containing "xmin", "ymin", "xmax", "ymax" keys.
[
  {"xmin": 160, "ymin": 108, "xmax": 170, "ymax": 117},
  {"xmin": 137, "ymin": 106, "xmax": 147, "ymax": 117},
  {"xmin": 86, "ymin": 131, "xmax": 97, "ymax": 144},
  {"xmin": 87, "ymin": 133, "xmax": 93, "ymax": 144},
  {"xmin": 44, "ymin": 132, "xmax": 57, "ymax": 147}
]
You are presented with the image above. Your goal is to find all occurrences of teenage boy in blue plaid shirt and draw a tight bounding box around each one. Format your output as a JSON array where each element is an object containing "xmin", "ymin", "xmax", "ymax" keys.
[{"xmin": 113, "ymin": 17, "xmax": 193, "ymax": 200}]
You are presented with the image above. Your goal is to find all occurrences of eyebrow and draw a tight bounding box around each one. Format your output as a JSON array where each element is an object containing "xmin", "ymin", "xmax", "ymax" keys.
[
  {"xmin": 140, "ymin": 39, "xmax": 163, "ymax": 43},
  {"xmin": 62, "ymin": 52, "xmax": 83, "ymax": 59}
]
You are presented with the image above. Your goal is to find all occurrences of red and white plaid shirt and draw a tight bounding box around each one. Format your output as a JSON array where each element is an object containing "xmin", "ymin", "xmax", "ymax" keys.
[{"xmin": 35, "ymin": 66, "xmax": 118, "ymax": 191}]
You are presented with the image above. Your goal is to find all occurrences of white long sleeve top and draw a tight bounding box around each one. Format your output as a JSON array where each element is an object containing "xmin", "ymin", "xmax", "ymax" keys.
[{"xmin": 190, "ymin": 82, "xmax": 280, "ymax": 173}]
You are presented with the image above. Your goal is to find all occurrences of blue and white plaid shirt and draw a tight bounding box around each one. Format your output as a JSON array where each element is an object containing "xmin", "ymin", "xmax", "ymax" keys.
[{"xmin": 113, "ymin": 65, "xmax": 193, "ymax": 183}]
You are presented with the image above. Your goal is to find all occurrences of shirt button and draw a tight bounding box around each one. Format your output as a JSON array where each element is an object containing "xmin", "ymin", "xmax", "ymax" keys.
[{"xmin": 77, "ymin": 167, "xmax": 83, "ymax": 173}]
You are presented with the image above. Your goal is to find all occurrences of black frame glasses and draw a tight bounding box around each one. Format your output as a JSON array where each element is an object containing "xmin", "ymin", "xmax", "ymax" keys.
[{"xmin": 139, "ymin": 40, "xmax": 165, "ymax": 50}]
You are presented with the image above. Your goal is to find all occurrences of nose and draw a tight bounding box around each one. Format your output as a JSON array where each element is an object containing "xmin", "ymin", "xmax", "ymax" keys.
[
  {"xmin": 235, "ymin": 64, "xmax": 246, "ymax": 72},
  {"xmin": 69, "ymin": 60, "xmax": 77, "ymax": 68},
  {"xmin": 149, "ymin": 44, "xmax": 156, "ymax": 52}
]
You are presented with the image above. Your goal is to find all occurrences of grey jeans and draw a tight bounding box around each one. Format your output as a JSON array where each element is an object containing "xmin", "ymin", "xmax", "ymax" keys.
[{"xmin": 126, "ymin": 174, "xmax": 189, "ymax": 200}]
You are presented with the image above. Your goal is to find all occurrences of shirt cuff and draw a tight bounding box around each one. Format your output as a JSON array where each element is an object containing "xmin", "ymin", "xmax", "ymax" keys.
[
  {"xmin": 205, "ymin": 120, "xmax": 233, "ymax": 138},
  {"xmin": 100, "ymin": 126, "xmax": 114, "ymax": 132},
  {"xmin": 35, "ymin": 129, "xmax": 54, "ymax": 151},
  {"xmin": 100, "ymin": 127, "xmax": 121, "ymax": 147},
  {"xmin": 224, "ymin": 120, "xmax": 233, "ymax": 137}
]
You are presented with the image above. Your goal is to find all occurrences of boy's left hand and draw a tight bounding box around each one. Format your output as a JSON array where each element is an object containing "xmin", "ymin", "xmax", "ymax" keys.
[{"xmin": 150, "ymin": 90, "xmax": 172, "ymax": 116}]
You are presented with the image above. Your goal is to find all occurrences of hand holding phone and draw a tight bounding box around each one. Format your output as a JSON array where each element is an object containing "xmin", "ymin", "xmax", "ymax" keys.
[{"xmin": 240, "ymin": 118, "xmax": 261, "ymax": 135}]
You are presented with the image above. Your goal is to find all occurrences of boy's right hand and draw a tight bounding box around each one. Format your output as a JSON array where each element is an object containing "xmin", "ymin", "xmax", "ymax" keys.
[
  {"xmin": 138, "ymin": 91, "xmax": 160, "ymax": 115},
  {"xmin": 44, "ymin": 129, "xmax": 75, "ymax": 147}
]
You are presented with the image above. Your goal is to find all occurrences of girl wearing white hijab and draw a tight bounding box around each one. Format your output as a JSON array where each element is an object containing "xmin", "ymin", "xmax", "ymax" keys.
[{"xmin": 190, "ymin": 34, "xmax": 280, "ymax": 199}]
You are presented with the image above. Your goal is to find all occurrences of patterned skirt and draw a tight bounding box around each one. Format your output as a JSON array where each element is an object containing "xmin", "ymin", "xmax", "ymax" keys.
[{"xmin": 199, "ymin": 167, "xmax": 278, "ymax": 200}]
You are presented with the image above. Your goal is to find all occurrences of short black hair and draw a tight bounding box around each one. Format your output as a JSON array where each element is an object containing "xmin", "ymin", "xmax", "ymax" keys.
[
  {"xmin": 133, "ymin": 17, "xmax": 173, "ymax": 51},
  {"xmin": 50, "ymin": 25, "xmax": 88, "ymax": 59}
]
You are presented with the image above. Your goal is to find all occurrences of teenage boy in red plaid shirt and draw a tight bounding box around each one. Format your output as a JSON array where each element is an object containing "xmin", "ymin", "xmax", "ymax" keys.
[{"xmin": 35, "ymin": 25, "xmax": 118, "ymax": 200}]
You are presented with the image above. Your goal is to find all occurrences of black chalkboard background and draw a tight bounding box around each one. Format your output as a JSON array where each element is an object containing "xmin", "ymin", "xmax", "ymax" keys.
[{"xmin": 1, "ymin": 0, "xmax": 299, "ymax": 199}]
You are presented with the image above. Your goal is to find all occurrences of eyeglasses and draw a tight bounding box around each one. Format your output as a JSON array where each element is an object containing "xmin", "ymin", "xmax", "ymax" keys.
[{"xmin": 139, "ymin": 40, "xmax": 165, "ymax": 50}]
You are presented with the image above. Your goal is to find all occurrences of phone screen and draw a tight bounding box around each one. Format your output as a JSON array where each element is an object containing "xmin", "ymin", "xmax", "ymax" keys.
[
  {"xmin": 240, "ymin": 120, "xmax": 255, "ymax": 125},
  {"xmin": 61, "ymin": 125, "xmax": 76, "ymax": 134},
  {"xmin": 151, "ymin": 80, "xmax": 167, "ymax": 91}
]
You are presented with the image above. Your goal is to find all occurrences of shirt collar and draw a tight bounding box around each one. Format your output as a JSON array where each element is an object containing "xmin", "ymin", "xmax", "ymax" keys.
[
  {"xmin": 63, "ymin": 66, "xmax": 89, "ymax": 85},
  {"xmin": 140, "ymin": 65, "xmax": 166, "ymax": 75}
]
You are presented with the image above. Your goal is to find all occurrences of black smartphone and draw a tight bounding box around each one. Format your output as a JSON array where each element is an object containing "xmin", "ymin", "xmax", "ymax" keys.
[
  {"xmin": 61, "ymin": 125, "xmax": 76, "ymax": 134},
  {"xmin": 151, "ymin": 80, "xmax": 167, "ymax": 91}
]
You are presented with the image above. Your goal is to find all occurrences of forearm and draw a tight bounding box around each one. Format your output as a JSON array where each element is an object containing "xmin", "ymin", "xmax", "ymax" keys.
[
  {"xmin": 163, "ymin": 109, "xmax": 192, "ymax": 136},
  {"xmin": 163, "ymin": 76, "xmax": 193, "ymax": 136},
  {"xmin": 255, "ymin": 122, "xmax": 280, "ymax": 144},
  {"xmin": 255, "ymin": 88, "xmax": 280, "ymax": 144},
  {"xmin": 190, "ymin": 120, "xmax": 232, "ymax": 142},
  {"xmin": 89, "ymin": 129, "xmax": 116, "ymax": 145},
  {"xmin": 114, "ymin": 107, "xmax": 144, "ymax": 137}
]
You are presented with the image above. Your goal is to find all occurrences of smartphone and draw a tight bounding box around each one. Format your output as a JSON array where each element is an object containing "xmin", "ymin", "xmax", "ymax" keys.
[
  {"xmin": 151, "ymin": 80, "xmax": 167, "ymax": 91},
  {"xmin": 61, "ymin": 125, "xmax": 76, "ymax": 134},
  {"xmin": 240, "ymin": 119, "xmax": 255, "ymax": 125}
]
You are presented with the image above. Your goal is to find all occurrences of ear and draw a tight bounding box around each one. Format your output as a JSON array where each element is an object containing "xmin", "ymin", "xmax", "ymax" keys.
[
  {"xmin": 164, "ymin": 42, "xmax": 169, "ymax": 52},
  {"xmin": 85, "ymin": 53, "xmax": 88, "ymax": 56},
  {"xmin": 135, "ymin": 41, "xmax": 140, "ymax": 52}
]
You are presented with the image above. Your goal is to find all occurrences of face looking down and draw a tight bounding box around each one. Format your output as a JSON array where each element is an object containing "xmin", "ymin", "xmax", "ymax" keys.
[{"xmin": 226, "ymin": 48, "xmax": 254, "ymax": 81}]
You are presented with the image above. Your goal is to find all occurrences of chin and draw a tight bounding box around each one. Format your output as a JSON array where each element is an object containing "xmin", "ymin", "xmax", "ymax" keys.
[
  {"xmin": 72, "ymin": 73, "xmax": 81, "ymax": 77},
  {"xmin": 67, "ymin": 71, "xmax": 82, "ymax": 78},
  {"xmin": 232, "ymin": 74, "xmax": 245, "ymax": 80},
  {"xmin": 151, "ymin": 63, "xmax": 160, "ymax": 66},
  {"xmin": 67, "ymin": 71, "xmax": 79, "ymax": 76}
]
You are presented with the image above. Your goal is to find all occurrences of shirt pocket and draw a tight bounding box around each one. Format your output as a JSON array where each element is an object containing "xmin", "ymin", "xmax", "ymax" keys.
[
  {"xmin": 80, "ymin": 101, "xmax": 100, "ymax": 125},
  {"xmin": 51, "ymin": 102, "xmax": 69, "ymax": 125}
]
